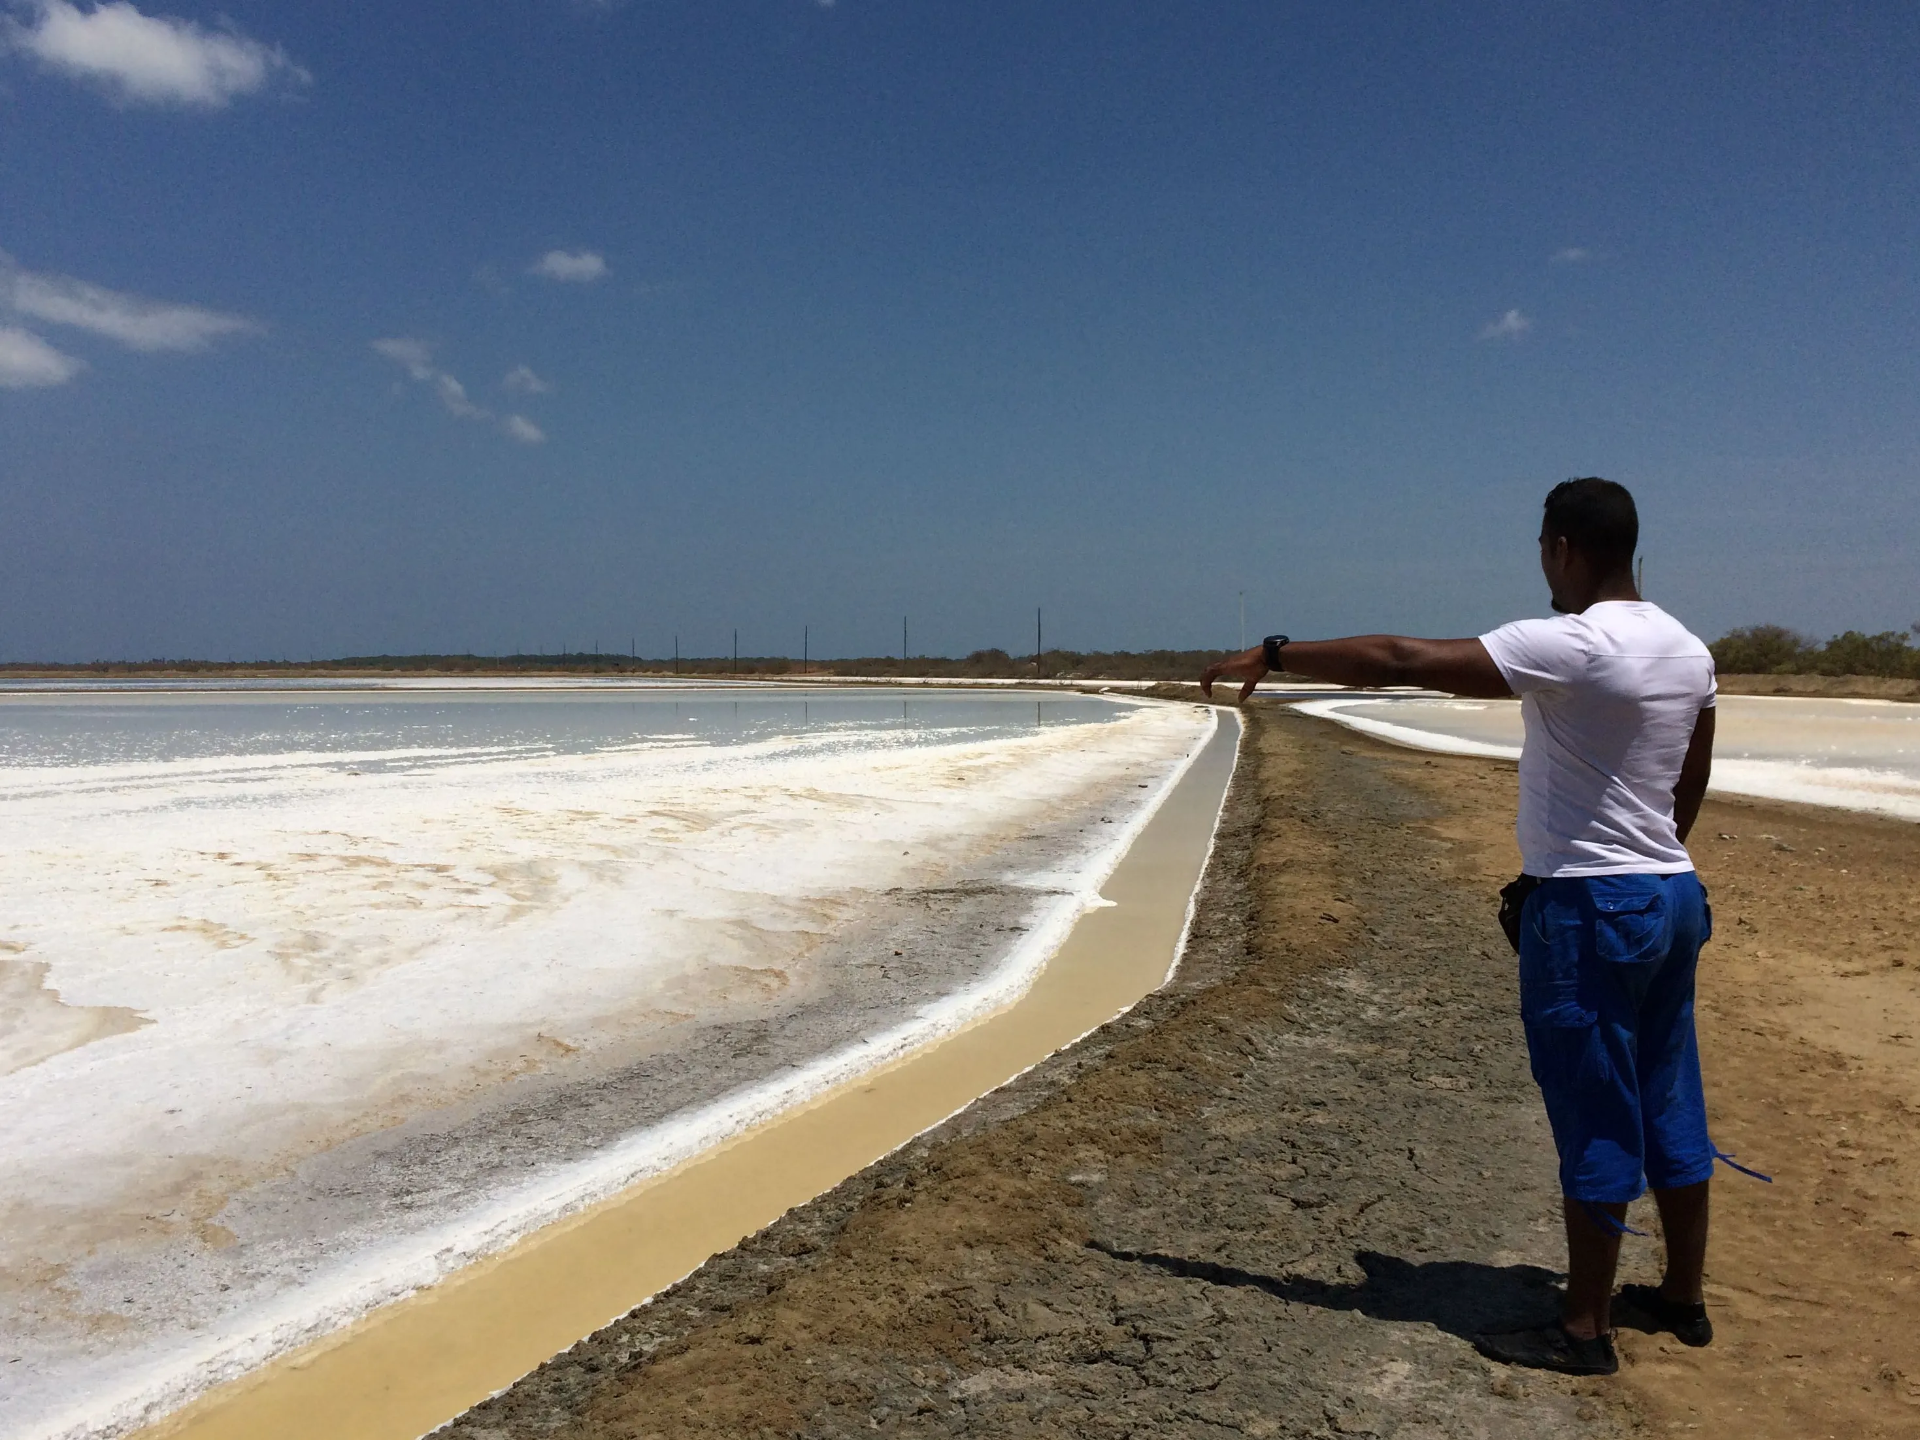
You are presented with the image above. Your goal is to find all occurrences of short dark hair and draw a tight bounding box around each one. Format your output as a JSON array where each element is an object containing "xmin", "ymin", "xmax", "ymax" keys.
[{"xmin": 1542, "ymin": 477, "xmax": 1637, "ymax": 574}]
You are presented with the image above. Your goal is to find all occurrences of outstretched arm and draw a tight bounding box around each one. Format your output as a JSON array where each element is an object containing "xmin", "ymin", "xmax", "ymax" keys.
[
  {"xmin": 1672, "ymin": 705, "xmax": 1715, "ymax": 844},
  {"xmin": 1199, "ymin": 636, "xmax": 1513, "ymax": 703}
]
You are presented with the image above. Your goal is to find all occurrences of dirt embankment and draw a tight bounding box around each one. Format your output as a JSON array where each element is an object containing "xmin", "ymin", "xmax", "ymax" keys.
[
  {"xmin": 1715, "ymin": 673, "xmax": 1920, "ymax": 702},
  {"xmin": 447, "ymin": 707, "xmax": 1919, "ymax": 1439}
]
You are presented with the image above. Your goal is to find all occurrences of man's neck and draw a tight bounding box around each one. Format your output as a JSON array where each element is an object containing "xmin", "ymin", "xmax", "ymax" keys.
[{"xmin": 1558, "ymin": 576, "xmax": 1642, "ymax": 613}]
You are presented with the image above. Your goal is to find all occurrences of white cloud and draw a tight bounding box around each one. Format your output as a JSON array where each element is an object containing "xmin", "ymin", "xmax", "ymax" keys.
[
  {"xmin": 6, "ymin": 1, "xmax": 308, "ymax": 108},
  {"xmin": 373, "ymin": 336, "xmax": 485, "ymax": 417},
  {"xmin": 1478, "ymin": 308, "xmax": 1532, "ymax": 341},
  {"xmin": 1551, "ymin": 247, "xmax": 1592, "ymax": 264},
  {"xmin": 375, "ymin": 337, "xmax": 549, "ymax": 443},
  {"xmin": 528, "ymin": 249, "xmax": 607, "ymax": 283},
  {"xmin": 0, "ymin": 325, "xmax": 83, "ymax": 387},
  {"xmin": 370, "ymin": 336, "xmax": 434, "ymax": 377},
  {"xmin": 432, "ymin": 371, "xmax": 483, "ymax": 418},
  {"xmin": 503, "ymin": 363, "xmax": 550, "ymax": 395},
  {"xmin": 2, "ymin": 255, "xmax": 260, "ymax": 351}
]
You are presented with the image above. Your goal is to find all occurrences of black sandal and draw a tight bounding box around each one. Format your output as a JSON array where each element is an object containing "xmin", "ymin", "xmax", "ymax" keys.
[
  {"xmin": 1617, "ymin": 1283, "xmax": 1713, "ymax": 1346},
  {"xmin": 1472, "ymin": 1321, "xmax": 1619, "ymax": 1376}
]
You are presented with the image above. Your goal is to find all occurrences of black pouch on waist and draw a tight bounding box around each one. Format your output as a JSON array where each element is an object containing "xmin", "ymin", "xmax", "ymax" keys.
[{"xmin": 1498, "ymin": 874, "xmax": 1544, "ymax": 954}]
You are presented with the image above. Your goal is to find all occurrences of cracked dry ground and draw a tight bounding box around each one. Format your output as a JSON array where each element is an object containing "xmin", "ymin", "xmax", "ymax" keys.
[{"xmin": 449, "ymin": 704, "xmax": 1919, "ymax": 1439}]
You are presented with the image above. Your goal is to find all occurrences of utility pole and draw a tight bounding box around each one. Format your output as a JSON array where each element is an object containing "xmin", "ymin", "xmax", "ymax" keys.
[
  {"xmin": 1239, "ymin": 591, "xmax": 1245, "ymax": 651},
  {"xmin": 903, "ymin": 616, "xmax": 908, "ymax": 665},
  {"xmin": 803, "ymin": 624, "xmax": 809, "ymax": 674},
  {"xmin": 733, "ymin": 628, "xmax": 738, "ymax": 675},
  {"xmin": 674, "ymin": 635, "xmax": 679, "ymax": 675},
  {"xmin": 1036, "ymin": 607, "xmax": 1043, "ymax": 678}
]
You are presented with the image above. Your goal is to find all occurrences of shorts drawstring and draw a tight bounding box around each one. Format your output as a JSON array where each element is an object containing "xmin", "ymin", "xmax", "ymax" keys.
[
  {"xmin": 1578, "ymin": 1145, "xmax": 1767, "ymax": 1238},
  {"xmin": 1580, "ymin": 1201, "xmax": 1649, "ymax": 1238},
  {"xmin": 1712, "ymin": 1145, "xmax": 1772, "ymax": 1183}
]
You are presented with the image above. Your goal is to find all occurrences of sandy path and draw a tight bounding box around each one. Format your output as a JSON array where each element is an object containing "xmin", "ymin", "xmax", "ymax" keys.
[{"xmin": 442, "ymin": 704, "xmax": 1918, "ymax": 1438}]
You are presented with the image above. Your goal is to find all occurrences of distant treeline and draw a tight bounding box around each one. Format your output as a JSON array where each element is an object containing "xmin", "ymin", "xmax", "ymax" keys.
[
  {"xmin": 13, "ymin": 631, "xmax": 1920, "ymax": 681},
  {"xmin": 1709, "ymin": 625, "xmax": 1920, "ymax": 679}
]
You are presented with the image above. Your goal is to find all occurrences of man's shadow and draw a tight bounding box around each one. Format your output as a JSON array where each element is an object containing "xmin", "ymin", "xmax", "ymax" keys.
[{"xmin": 1087, "ymin": 1241, "xmax": 1563, "ymax": 1341}]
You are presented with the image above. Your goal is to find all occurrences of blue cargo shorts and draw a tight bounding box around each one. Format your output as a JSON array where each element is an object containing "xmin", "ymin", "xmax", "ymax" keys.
[{"xmin": 1518, "ymin": 871, "xmax": 1715, "ymax": 1204}]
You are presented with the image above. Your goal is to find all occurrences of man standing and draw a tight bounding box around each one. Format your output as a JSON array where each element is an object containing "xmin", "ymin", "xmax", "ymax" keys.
[{"xmin": 1201, "ymin": 478, "xmax": 1721, "ymax": 1376}]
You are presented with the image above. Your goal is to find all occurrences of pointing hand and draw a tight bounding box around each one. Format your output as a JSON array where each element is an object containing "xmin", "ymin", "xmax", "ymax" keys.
[{"xmin": 1198, "ymin": 645, "xmax": 1269, "ymax": 704}]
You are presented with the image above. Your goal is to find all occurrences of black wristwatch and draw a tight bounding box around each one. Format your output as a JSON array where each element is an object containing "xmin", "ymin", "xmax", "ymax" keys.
[{"xmin": 1262, "ymin": 634, "xmax": 1290, "ymax": 672}]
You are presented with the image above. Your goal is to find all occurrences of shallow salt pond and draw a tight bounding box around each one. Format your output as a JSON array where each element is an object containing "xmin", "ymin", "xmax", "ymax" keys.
[{"xmin": 0, "ymin": 684, "xmax": 1211, "ymax": 1440}]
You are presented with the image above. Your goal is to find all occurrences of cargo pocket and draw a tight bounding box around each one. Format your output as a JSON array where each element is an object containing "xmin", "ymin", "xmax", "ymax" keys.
[
  {"xmin": 1520, "ymin": 895, "xmax": 1610, "ymax": 1091},
  {"xmin": 1590, "ymin": 883, "xmax": 1669, "ymax": 965},
  {"xmin": 1525, "ymin": 1005, "xmax": 1612, "ymax": 1091}
]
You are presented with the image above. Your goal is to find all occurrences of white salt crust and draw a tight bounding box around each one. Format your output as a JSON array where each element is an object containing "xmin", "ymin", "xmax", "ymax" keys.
[
  {"xmin": 2, "ymin": 700, "xmax": 1212, "ymax": 1440},
  {"xmin": 1294, "ymin": 695, "xmax": 1920, "ymax": 821}
]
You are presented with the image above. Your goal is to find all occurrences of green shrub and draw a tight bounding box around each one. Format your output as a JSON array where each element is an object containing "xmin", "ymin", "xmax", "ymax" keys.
[
  {"xmin": 1813, "ymin": 630, "xmax": 1920, "ymax": 678},
  {"xmin": 1710, "ymin": 625, "xmax": 1920, "ymax": 678},
  {"xmin": 1708, "ymin": 625, "xmax": 1813, "ymax": 674}
]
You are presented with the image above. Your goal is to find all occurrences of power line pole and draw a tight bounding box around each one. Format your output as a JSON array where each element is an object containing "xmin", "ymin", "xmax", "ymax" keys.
[
  {"xmin": 1239, "ymin": 591, "xmax": 1245, "ymax": 651},
  {"xmin": 1036, "ymin": 607, "xmax": 1043, "ymax": 678},
  {"xmin": 903, "ymin": 615, "xmax": 908, "ymax": 665},
  {"xmin": 733, "ymin": 628, "xmax": 738, "ymax": 675},
  {"xmin": 803, "ymin": 624, "xmax": 809, "ymax": 674},
  {"xmin": 674, "ymin": 635, "xmax": 679, "ymax": 675}
]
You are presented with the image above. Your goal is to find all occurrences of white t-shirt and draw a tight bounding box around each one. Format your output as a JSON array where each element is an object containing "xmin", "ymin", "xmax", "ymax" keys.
[{"xmin": 1479, "ymin": 600, "xmax": 1715, "ymax": 878}]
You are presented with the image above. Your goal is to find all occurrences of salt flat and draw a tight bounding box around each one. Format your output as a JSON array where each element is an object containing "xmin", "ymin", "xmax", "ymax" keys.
[
  {"xmin": 0, "ymin": 688, "xmax": 1211, "ymax": 1440},
  {"xmin": 1295, "ymin": 693, "xmax": 1920, "ymax": 820}
]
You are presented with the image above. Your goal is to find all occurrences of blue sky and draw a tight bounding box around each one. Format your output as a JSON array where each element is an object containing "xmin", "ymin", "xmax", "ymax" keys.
[{"xmin": 2, "ymin": 1, "xmax": 1915, "ymax": 662}]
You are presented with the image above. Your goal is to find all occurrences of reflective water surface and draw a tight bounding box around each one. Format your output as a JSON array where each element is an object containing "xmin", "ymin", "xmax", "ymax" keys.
[{"xmin": 0, "ymin": 686, "xmax": 1120, "ymax": 770}]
